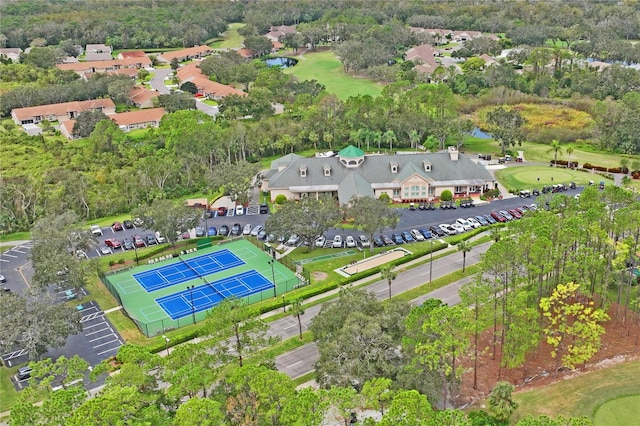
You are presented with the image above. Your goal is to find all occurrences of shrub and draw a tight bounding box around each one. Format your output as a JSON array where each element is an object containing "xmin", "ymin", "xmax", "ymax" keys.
[
  {"xmin": 275, "ymin": 194, "xmax": 287, "ymax": 205},
  {"xmin": 440, "ymin": 190, "xmax": 453, "ymax": 201},
  {"xmin": 378, "ymin": 193, "xmax": 391, "ymax": 203}
]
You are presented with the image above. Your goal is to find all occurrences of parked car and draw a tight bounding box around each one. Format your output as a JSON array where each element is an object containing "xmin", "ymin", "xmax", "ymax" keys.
[
  {"xmin": 123, "ymin": 220, "xmax": 134, "ymax": 229},
  {"xmin": 234, "ymin": 205, "xmax": 244, "ymax": 216},
  {"xmin": 332, "ymin": 235, "xmax": 343, "ymax": 248},
  {"xmin": 453, "ymin": 223, "xmax": 467, "ymax": 234},
  {"xmin": 490, "ymin": 212, "xmax": 507, "ymax": 223},
  {"xmin": 99, "ymin": 246, "xmax": 112, "ymax": 255},
  {"xmin": 391, "ymin": 233, "xmax": 405, "ymax": 244},
  {"xmin": 242, "ymin": 224, "xmax": 253, "ymax": 235},
  {"xmin": 484, "ymin": 214, "xmax": 497, "ymax": 224},
  {"xmin": 217, "ymin": 206, "xmax": 228, "ymax": 216},
  {"xmin": 467, "ymin": 217, "xmax": 481, "ymax": 228},
  {"xmin": 133, "ymin": 217, "xmax": 144, "ymax": 227},
  {"xmin": 0, "ymin": 274, "xmax": 6, "ymax": 283},
  {"xmin": 257, "ymin": 229, "xmax": 267, "ymax": 240},
  {"xmin": 499, "ymin": 210, "xmax": 514, "ymax": 221},
  {"xmin": 259, "ymin": 203, "xmax": 269, "ymax": 214},
  {"xmin": 181, "ymin": 231, "xmax": 191, "ymax": 239},
  {"xmin": 439, "ymin": 224, "xmax": 457, "ymax": 236},
  {"xmin": 208, "ymin": 226, "xmax": 217, "ymax": 237},
  {"xmin": 401, "ymin": 231, "xmax": 415, "ymax": 243},
  {"xmin": 111, "ymin": 222, "xmax": 123, "ymax": 231},
  {"xmin": 345, "ymin": 236, "xmax": 357, "ymax": 248},
  {"xmin": 195, "ymin": 226, "xmax": 206, "ymax": 237},
  {"xmin": 104, "ymin": 238, "xmax": 122, "ymax": 249},
  {"xmin": 410, "ymin": 229, "xmax": 425, "ymax": 241},
  {"xmin": 315, "ymin": 235, "xmax": 326, "ymax": 247},
  {"xmin": 475, "ymin": 215, "xmax": 489, "ymax": 226},
  {"xmin": 145, "ymin": 234, "xmax": 157, "ymax": 245},
  {"xmin": 358, "ymin": 235, "xmax": 370, "ymax": 247},
  {"xmin": 122, "ymin": 238, "xmax": 134, "ymax": 250},
  {"xmin": 250, "ymin": 225, "xmax": 264, "ymax": 237},
  {"xmin": 373, "ymin": 235, "xmax": 385, "ymax": 247},
  {"xmin": 286, "ymin": 234, "xmax": 300, "ymax": 246},
  {"xmin": 230, "ymin": 223, "xmax": 242, "ymax": 236},
  {"xmin": 455, "ymin": 218, "xmax": 472, "ymax": 231},
  {"xmin": 90, "ymin": 224, "xmax": 103, "ymax": 236},
  {"xmin": 381, "ymin": 235, "xmax": 394, "ymax": 246},
  {"xmin": 203, "ymin": 210, "xmax": 213, "ymax": 219},
  {"xmin": 134, "ymin": 235, "xmax": 146, "ymax": 248},
  {"xmin": 155, "ymin": 231, "xmax": 166, "ymax": 243},
  {"xmin": 430, "ymin": 225, "xmax": 446, "ymax": 237},
  {"xmin": 508, "ymin": 209, "xmax": 522, "ymax": 219},
  {"xmin": 218, "ymin": 225, "xmax": 229, "ymax": 236},
  {"xmin": 419, "ymin": 228, "xmax": 433, "ymax": 239}
]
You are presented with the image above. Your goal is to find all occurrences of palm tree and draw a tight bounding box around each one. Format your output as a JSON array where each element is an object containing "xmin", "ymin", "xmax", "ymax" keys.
[
  {"xmin": 488, "ymin": 382, "xmax": 518, "ymax": 422},
  {"xmin": 457, "ymin": 240, "xmax": 471, "ymax": 272},
  {"xmin": 490, "ymin": 227, "xmax": 501, "ymax": 243},
  {"xmin": 380, "ymin": 265, "xmax": 397, "ymax": 300},
  {"xmin": 291, "ymin": 298, "xmax": 305, "ymax": 340},
  {"xmin": 382, "ymin": 130, "xmax": 397, "ymax": 151},
  {"xmin": 566, "ymin": 146, "xmax": 574, "ymax": 167},
  {"xmin": 547, "ymin": 139, "xmax": 563, "ymax": 166}
]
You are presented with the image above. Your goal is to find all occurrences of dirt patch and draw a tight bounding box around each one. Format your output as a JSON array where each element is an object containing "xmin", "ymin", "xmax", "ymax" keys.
[
  {"xmin": 311, "ymin": 271, "xmax": 328, "ymax": 282},
  {"xmin": 341, "ymin": 249, "xmax": 408, "ymax": 276},
  {"xmin": 456, "ymin": 306, "xmax": 640, "ymax": 408}
]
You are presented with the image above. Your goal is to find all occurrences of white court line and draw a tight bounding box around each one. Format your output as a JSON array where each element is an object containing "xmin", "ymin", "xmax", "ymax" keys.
[{"xmin": 85, "ymin": 326, "xmax": 110, "ymax": 336}]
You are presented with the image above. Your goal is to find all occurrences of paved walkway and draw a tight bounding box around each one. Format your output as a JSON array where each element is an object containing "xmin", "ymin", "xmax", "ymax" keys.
[{"xmin": 0, "ymin": 240, "xmax": 30, "ymax": 247}]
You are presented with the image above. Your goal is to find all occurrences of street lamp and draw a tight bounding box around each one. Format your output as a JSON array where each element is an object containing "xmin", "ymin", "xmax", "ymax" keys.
[
  {"xmin": 133, "ymin": 244, "xmax": 139, "ymax": 266},
  {"xmin": 187, "ymin": 285, "xmax": 196, "ymax": 324},
  {"xmin": 162, "ymin": 335, "xmax": 170, "ymax": 356},
  {"xmin": 268, "ymin": 260, "xmax": 277, "ymax": 298},
  {"xmin": 282, "ymin": 295, "xmax": 286, "ymax": 313},
  {"xmin": 429, "ymin": 239, "xmax": 434, "ymax": 285}
]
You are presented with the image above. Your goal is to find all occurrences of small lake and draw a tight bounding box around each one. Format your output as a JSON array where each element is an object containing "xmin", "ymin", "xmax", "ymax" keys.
[
  {"xmin": 470, "ymin": 128, "xmax": 493, "ymax": 139},
  {"xmin": 263, "ymin": 57, "xmax": 298, "ymax": 68}
]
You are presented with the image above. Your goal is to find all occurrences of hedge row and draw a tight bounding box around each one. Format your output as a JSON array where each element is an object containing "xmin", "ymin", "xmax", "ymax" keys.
[{"xmin": 582, "ymin": 163, "xmax": 629, "ymax": 174}]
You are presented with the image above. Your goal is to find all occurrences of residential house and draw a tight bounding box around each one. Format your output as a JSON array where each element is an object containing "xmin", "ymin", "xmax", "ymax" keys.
[
  {"xmin": 478, "ymin": 54, "xmax": 498, "ymax": 67},
  {"xmin": 109, "ymin": 108, "xmax": 166, "ymax": 132},
  {"xmin": 157, "ymin": 45, "xmax": 214, "ymax": 64},
  {"xmin": 176, "ymin": 63, "xmax": 246, "ymax": 99},
  {"xmin": 264, "ymin": 25, "xmax": 296, "ymax": 42},
  {"xmin": 118, "ymin": 50, "xmax": 147, "ymax": 60},
  {"xmin": 0, "ymin": 47, "xmax": 22, "ymax": 62},
  {"xmin": 11, "ymin": 99, "xmax": 116, "ymax": 126},
  {"xmin": 405, "ymin": 44, "xmax": 441, "ymax": 75},
  {"xmin": 128, "ymin": 86, "xmax": 160, "ymax": 109},
  {"xmin": 452, "ymin": 31, "xmax": 483, "ymax": 42},
  {"xmin": 262, "ymin": 145, "xmax": 495, "ymax": 205},
  {"xmin": 56, "ymin": 56, "xmax": 152, "ymax": 77},
  {"xmin": 58, "ymin": 120, "xmax": 77, "ymax": 139},
  {"xmin": 85, "ymin": 44, "xmax": 113, "ymax": 61},
  {"xmin": 83, "ymin": 67, "xmax": 139, "ymax": 81}
]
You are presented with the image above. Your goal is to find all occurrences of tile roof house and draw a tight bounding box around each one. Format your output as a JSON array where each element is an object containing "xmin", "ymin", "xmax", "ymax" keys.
[
  {"xmin": 157, "ymin": 45, "xmax": 214, "ymax": 63},
  {"xmin": 128, "ymin": 86, "xmax": 160, "ymax": 108},
  {"xmin": 109, "ymin": 108, "xmax": 166, "ymax": 132},
  {"xmin": 405, "ymin": 44, "xmax": 441, "ymax": 74},
  {"xmin": 11, "ymin": 98, "xmax": 116, "ymax": 126},
  {"xmin": 85, "ymin": 44, "xmax": 113, "ymax": 61},
  {"xmin": 176, "ymin": 63, "xmax": 246, "ymax": 99},
  {"xmin": 262, "ymin": 145, "xmax": 495, "ymax": 205},
  {"xmin": 264, "ymin": 25, "xmax": 297, "ymax": 42},
  {"xmin": 56, "ymin": 56, "xmax": 152, "ymax": 77},
  {"xmin": 0, "ymin": 47, "xmax": 22, "ymax": 62},
  {"xmin": 118, "ymin": 50, "xmax": 147, "ymax": 59}
]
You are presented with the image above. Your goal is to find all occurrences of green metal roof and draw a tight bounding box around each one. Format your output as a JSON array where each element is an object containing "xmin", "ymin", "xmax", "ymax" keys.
[{"xmin": 337, "ymin": 145, "xmax": 365, "ymax": 158}]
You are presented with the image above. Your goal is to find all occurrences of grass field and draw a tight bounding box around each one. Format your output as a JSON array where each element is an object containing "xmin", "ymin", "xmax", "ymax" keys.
[
  {"xmin": 495, "ymin": 166, "xmax": 612, "ymax": 191},
  {"xmin": 210, "ymin": 22, "xmax": 244, "ymax": 49},
  {"xmin": 283, "ymin": 50, "xmax": 384, "ymax": 99},
  {"xmin": 593, "ymin": 395, "xmax": 640, "ymax": 426},
  {"xmin": 512, "ymin": 359, "xmax": 640, "ymax": 423}
]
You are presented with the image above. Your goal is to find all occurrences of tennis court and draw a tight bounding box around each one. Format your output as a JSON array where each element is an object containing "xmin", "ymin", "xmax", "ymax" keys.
[
  {"xmin": 156, "ymin": 270, "xmax": 273, "ymax": 320},
  {"xmin": 133, "ymin": 249, "xmax": 244, "ymax": 292},
  {"xmin": 102, "ymin": 239, "xmax": 301, "ymax": 336}
]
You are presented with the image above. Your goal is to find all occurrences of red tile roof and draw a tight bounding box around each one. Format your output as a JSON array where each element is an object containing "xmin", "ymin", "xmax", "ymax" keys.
[
  {"xmin": 12, "ymin": 99, "xmax": 116, "ymax": 121},
  {"xmin": 109, "ymin": 108, "xmax": 166, "ymax": 126},
  {"xmin": 159, "ymin": 45, "xmax": 213, "ymax": 62}
]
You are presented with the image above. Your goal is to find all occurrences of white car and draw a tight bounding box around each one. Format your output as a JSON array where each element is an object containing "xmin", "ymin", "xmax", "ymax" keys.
[
  {"xmin": 332, "ymin": 235, "xmax": 343, "ymax": 248},
  {"xmin": 90, "ymin": 224, "xmax": 103, "ymax": 236},
  {"xmin": 345, "ymin": 236, "xmax": 356, "ymax": 248},
  {"xmin": 467, "ymin": 217, "xmax": 481, "ymax": 228},
  {"xmin": 439, "ymin": 224, "xmax": 457, "ymax": 236},
  {"xmin": 242, "ymin": 224, "xmax": 252, "ymax": 235},
  {"xmin": 155, "ymin": 231, "xmax": 166, "ymax": 243},
  {"xmin": 451, "ymin": 223, "xmax": 466, "ymax": 234},
  {"xmin": 455, "ymin": 218, "xmax": 472, "ymax": 231},
  {"xmin": 410, "ymin": 229, "xmax": 425, "ymax": 241},
  {"xmin": 315, "ymin": 235, "xmax": 326, "ymax": 247},
  {"xmin": 286, "ymin": 234, "xmax": 300, "ymax": 246},
  {"xmin": 358, "ymin": 235, "xmax": 370, "ymax": 247},
  {"xmin": 234, "ymin": 205, "xmax": 244, "ymax": 216},
  {"xmin": 250, "ymin": 225, "xmax": 264, "ymax": 236}
]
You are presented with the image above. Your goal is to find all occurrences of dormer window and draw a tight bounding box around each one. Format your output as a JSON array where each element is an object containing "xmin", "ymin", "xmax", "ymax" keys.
[
  {"xmin": 423, "ymin": 160, "xmax": 432, "ymax": 172},
  {"xmin": 300, "ymin": 164, "xmax": 307, "ymax": 177},
  {"xmin": 390, "ymin": 161, "xmax": 398, "ymax": 174},
  {"xmin": 323, "ymin": 163, "xmax": 331, "ymax": 177}
]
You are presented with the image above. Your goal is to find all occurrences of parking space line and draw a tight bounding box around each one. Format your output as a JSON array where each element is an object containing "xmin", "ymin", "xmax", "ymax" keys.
[
  {"xmin": 93, "ymin": 336, "xmax": 119, "ymax": 347},
  {"xmin": 97, "ymin": 345, "xmax": 121, "ymax": 356},
  {"xmin": 90, "ymin": 333, "xmax": 117, "ymax": 343},
  {"xmin": 0, "ymin": 259, "xmax": 8, "ymax": 262},
  {"xmin": 86, "ymin": 326, "xmax": 110, "ymax": 336},
  {"xmin": 83, "ymin": 322, "xmax": 107, "ymax": 330},
  {"xmin": 3, "ymin": 253, "xmax": 17, "ymax": 258}
]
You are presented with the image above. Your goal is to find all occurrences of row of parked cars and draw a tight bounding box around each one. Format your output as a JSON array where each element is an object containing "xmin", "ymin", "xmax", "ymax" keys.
[{"xmin": 433, "ymin": 206, "xmax": 536, "ymax": 237}]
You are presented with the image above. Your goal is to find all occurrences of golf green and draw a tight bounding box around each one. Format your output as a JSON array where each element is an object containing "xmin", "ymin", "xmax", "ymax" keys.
[
  {"xmin": 594, "ymin": 395, "xmax": 640, "ymax": 425},
  {"xmin": 495, "ymin": 166, "xmax": 609, "ymax": 191}
]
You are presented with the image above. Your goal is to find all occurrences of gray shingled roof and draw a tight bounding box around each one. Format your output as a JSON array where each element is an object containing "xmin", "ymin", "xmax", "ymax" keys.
[
  {"xmin": 337, "ymin": 171, "xmax": 375, "ymax": 204},
  {"xmin": 268, "ymin": 152, "xmax": 494, "ymax": 193},
  {"xmin": 270, "ymin": 153, "xmax": 304, "ymax": 170}
]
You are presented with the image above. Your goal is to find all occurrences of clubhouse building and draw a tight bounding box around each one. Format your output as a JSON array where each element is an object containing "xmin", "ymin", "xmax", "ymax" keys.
[{"xmin": 262, "ymin": 145, "xmax": 496, "ymax": 204}]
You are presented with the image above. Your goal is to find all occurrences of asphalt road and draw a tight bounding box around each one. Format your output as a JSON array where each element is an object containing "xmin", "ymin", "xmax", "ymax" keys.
[{"xmin": 273, "ymin": 241, "xmax": 492, "ymax": 379}]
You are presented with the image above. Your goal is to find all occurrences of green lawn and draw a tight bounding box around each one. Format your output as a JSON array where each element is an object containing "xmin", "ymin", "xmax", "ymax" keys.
[
  {"xmin": 210, "ymin": 22, "xmax": 245, "ymax": 49},
  {"xmin": 594, "ymin": 395, "xmax": 640, "ymax": 426},
  {"xmin": 283, "ymin": 50, "xmax": 384, "ymax": 99},
  {"xmin": 495, "ymin": 166, "xmax": 612, "ymax": 191},
  {"xmin": 512, "ymin": 360, "xmax": 640, "ymax": 423}
]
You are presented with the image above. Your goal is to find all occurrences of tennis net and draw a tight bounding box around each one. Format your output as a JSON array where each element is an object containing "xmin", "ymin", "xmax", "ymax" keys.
[{"xmin": 179, "ymin": 255, "xmax": 224, "ymax": 299}]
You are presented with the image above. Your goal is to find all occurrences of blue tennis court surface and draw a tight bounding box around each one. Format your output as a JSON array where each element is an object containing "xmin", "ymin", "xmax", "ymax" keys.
[
  {"xmin": 133, "ymin": 249, "xmax": 244, "ymax": 292},
  {"xmin": 156, "ymin": 270, "xmax": 274, "ymax": 320}
]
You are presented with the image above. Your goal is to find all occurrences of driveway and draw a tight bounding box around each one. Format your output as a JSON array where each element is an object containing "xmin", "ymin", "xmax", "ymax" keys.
[{"xmin": 148, "ymin": 68, "xmax": 172, "ymax": 94}]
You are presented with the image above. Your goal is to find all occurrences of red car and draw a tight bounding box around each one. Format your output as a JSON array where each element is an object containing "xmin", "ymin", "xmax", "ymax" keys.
[
  {"xmin": 105, "ymin": 238, "xmax": 122, "ymax": 249},
  {"xmin": 217, "ymin": 206, "xmax": 228, "ymax": 216},
  {"xmin": 508, "ymin": 209, "xmax": 522, "ymax": 219},
  {"xmin": 111, "ymin": 222, "xmax": 123, "ymax": 231},
  {"xmin": 491, "ymin": 212, "xmax": 507, "ymax": 223},
  {"xmin": 133, "ymin": 235, "xmax": 146, "ymax": 248}
]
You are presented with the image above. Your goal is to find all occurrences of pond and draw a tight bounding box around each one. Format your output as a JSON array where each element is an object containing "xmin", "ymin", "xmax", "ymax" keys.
[
  {"xmin": 263, "ymin": 57, "xmax": 298, "ymax": 68},
  {"xmin": 470, "ymin": 128, "xmax": 493, "ymax": 139}
]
